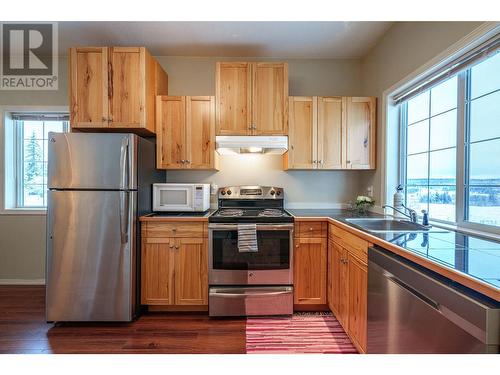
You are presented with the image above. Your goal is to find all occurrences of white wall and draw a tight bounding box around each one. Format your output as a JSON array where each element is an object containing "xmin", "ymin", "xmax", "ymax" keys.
[{"xmin": 359, "ymin": 22, "xmax": 484, "ymax": 206}]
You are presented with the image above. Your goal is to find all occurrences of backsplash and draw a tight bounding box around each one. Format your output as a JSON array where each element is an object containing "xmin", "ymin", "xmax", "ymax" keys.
[{"xmin": 165, "ymin": 154, "xmax": 364, "ymax": 208}]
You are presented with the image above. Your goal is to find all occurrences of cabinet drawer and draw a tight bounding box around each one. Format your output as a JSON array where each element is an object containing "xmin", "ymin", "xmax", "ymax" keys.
[
  {"xmin": 296, "ymin": 221, "xmax": 327, "ymax": 238},
  {"xmin": 145, "ymin": 222, "xmax": 205, "ymax": 238},
  {"xmin": 329, "ymin": 223, "xmax": 367, "ymax": 264}
]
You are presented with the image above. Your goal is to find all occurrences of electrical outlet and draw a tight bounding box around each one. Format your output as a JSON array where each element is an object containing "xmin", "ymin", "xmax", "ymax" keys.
[{"xmin": 367, "ymin": 185, "xmax": 373, "ymax": 197}]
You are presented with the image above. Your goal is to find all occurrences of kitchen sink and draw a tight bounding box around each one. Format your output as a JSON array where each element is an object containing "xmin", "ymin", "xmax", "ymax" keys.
[{"xmin": 345, "ymin": 218, "xmax": 431, "ymax": 233}]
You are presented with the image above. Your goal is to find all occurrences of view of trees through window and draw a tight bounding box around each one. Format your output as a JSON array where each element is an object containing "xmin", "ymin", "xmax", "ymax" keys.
[
  {"xmin": 18, "ymin": 120, "xmax": 68, "ymax": 207},
  {"xmin": 402, "ymin": 52, "xmax": 500, "ymax": 227}
]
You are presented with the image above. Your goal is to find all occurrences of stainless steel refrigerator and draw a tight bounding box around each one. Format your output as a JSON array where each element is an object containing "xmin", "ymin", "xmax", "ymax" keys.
[{"xmin": 46, "ymin": 133, "xmax": 163, "ymax": 322}]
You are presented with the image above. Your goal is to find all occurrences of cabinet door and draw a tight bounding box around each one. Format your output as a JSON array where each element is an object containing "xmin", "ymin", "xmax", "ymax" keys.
[
  {"xmin": 156, "ymin": 96, "xmax": 186, "ymax": 169},
  {"xmin": 330, "ymin": 241, "xmax": 346, "ymax": 320},
  {"xmin": 69, "ymin": 47, "xmax": 109, "ymax": 129},
  {"xmin": 252, "ymin": 62, "xmax": 288, "ymax": 135},
  {"xmin": 348, "ymin": 253, "xmax": 368, "ymax": 352},
  {"xmin": 344, "ymin": 97, "xmax": 376, "ymax": 169},
  {"xmin": 186, "ymin": 96, "xmax": 215, "ymax": 169},
  {"xmin": 215, "ymin": 62, "xmax": 252, "ymax": 135},
  {"xmin": 141, "ymin": 238, "xmax": 175, "ymax": 305},
  {"xmin": 108, "ymin": 47, "xmax": 146, "ymax": 128},
  {"xmin": 338, "ymin": 245, "xmax": 349, "ymax": 327},
  {"xmin": 318, "ymin": 97, "xmax": 343, "ymax": 169},
  {"xmin": 286, "ymin": 97, "xmax": 317, "ymax": 169},
  {"xmin": 174, "ymin": 238, "xmax": 208, "ymax": 306},
  {"xmin": 293, "ymin": 237, "xmax": 327, "ymax": 305}
]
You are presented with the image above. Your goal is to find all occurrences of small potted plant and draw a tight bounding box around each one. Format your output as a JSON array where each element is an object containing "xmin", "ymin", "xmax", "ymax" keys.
[{"xmin": 355, "ymin": 195, "xmax": 375, "ymax": 214}]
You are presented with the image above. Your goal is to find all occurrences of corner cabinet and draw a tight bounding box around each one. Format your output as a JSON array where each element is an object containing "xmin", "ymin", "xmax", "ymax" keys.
[
  {"xmin": 141, "ymin": 221, "xmax": 208, "ymax": 310},
  {"xmin": 215, "ymin": 62, "xmax": 288, "ymax": 136},
  {"xmin": 69, "ymin": 47, "xmax": 168, "ymax": 135},
  {"xmin": 284, "ymin": 96, "xmax": 376, "ymax": 170},
  {"xmin": 156, "ymin": 96, "xmax": 218, "ymax": 170}
]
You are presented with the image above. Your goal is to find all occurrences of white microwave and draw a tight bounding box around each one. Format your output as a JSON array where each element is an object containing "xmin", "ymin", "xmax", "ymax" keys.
[{"xmin": 153, "ymin": 183, "xmax": 211, "ymax": 212}]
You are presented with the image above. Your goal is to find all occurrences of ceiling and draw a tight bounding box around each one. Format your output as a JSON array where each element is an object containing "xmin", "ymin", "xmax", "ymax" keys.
[{"xmin": 58, "ymin": 21, "xmax": 393, "ymax": 59}]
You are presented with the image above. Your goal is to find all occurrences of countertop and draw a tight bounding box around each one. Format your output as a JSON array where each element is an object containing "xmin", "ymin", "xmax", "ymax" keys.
[
  {"xmin": 289, "ymin": 209, "xmax": 500, "ymax": 301},
  {"xmin": 139, "ymin": 210, "xmax": 215, "ymax": 222}
]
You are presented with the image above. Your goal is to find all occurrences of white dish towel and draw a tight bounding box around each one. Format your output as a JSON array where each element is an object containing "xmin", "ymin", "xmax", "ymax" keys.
[{"xmin": 237, "ymin": 223, "xmax": 258, "ymax": 253}]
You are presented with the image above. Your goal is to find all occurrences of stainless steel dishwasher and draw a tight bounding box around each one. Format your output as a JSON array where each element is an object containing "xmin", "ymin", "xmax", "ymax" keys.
[{"xmin": 367, "ymin": 246, "xmax": 500, "ymax": 353}]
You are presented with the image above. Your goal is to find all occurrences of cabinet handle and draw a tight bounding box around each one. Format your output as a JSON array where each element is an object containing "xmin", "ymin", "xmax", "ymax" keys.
[
  {"xmin": 102, "ymin": 117, "xmax": 108, "ymax": 122},
  {"xmin": 169, "ymin": 244, "xmax": 174, "ymax": 249},
  {"xmin": 346, "ymin": 160, "xmax": 351, "ymax": 164},
  {"xmin": 296, "ymin": 244, "xmax": 299, "ymax": 248},
  {"xmin": 172, "ymin": 228, "xmax": 177, "ymax": 231},
  {"xmin": 175, "ymin": 245, "xmax": 179, "ymax": 249},
  {"xmin": 180, "ymin": 160, "xmax": 185, "ymax": 164},
  {"xmin": 186, "ymin": 160, "xmax": 190, "ymax": 164},
  {"xmin": 309, "ymin": 227, "xmax": 313, "ymax": 231}
]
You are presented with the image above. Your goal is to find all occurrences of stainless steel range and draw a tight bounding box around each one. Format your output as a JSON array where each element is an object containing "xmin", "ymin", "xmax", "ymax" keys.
[{"xmin": 208, "ymin": 186, "xmax": 294, "ymax": 317}]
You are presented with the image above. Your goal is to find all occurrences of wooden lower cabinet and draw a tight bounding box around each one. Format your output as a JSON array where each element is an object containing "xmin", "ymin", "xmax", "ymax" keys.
[
  {"xmin": 293, "ymin": 237, "xmax": 327, "ymax": 305},
  {"xmin": 141, "ymin": 238, "xmax": 175, "ymax": 305},
  {"xmin": 175, "ymin": 238, "xmax": 208, "ymax": 305},
  {"xmin": 141, "ymin": 229, "xmax": 208, "ymax": 309},
  {"xmin": 347, "ymin": 253, "xmax": 367, "ymax": 351},
  {"xmin": 328, "ymin": 226, "xmax": 368, "ymax": 353}
]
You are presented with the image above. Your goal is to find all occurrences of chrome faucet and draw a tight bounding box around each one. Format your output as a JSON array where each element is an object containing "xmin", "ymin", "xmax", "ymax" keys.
[{"xmin": 383, "ymin": 204, "xmax": 418, "ymax": 223}]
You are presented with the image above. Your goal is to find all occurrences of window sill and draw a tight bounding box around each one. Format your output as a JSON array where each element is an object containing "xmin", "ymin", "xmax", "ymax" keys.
[{"xmin": 0, "ymin": 208, "xmax": 46, "ymax": 215}]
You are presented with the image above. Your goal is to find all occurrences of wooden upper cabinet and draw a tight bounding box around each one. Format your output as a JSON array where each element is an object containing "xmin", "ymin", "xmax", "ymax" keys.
[
  {"xmin": 252, "ymin": 62, "xmax": 288, "ymax": 135},
  {"xmin": 108, "ymin": 47, "xmax": 145, "ymax": 129},
  {"xmin": 175, "ymin": 237, "xmax": 208, "ymax": 306},
  {"xmin": 187, "ymin": 96, "xmax": 216, "ymax": 169},
  {"xmin": 157, "ymin": 96, "xmax": 217, "ymax": 170},
  {"xmin": 318, "ymin": 97, "xmax": 343, "ymax": 169},
  {"xmin": 286, "ymin": 96, "xmax": 316, "ymax": 169},
  {"xmin": 284, "ymin": 95, "xmax": 375, "ymax": 170},
  {"xmin": 215, "ymin": 62, "xmax": 252, "ymax": 135},
  {"xmin": 215, "ymin": 62, "xmax": 288, "ymax": 135},
  {"xmin": 293, "ymin": 237, "xmax": 327, "ymax": 305},
  {"xmin": 157, "ymin": 96, "xmax": 186, "ymax": 169},
  {"xmin": 344, "ymin": 97, "xmax": 376, "ymax": 169},
  {"xmin": 69, "ymin": 47, "xmax": 108, "ymax": 128},
  {"xmin": 69, "ymin": 46, "xmax": 168, "ymax": 135}
]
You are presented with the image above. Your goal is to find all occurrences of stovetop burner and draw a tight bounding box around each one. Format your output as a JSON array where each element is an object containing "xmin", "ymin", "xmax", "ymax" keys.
[
  {"xmin": 258, "ymin": 208, "xmax": 287, "ymax": 217},
  {"xmin": 209, "ymin": 185, "xmax": 294, "ymax": 224},
  {"xmin": 217, "ymin": 209, "xmax": 244, "ymax": 217}
]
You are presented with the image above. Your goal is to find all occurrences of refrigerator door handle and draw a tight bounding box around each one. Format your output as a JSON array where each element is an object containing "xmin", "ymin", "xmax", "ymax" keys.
[
  {"xmin": 120, "ymin": 137, "xmax": 130, "ymax": 190},
  {"xmin": 119, "ymin": 191, "xmax": 130, "ymax": 244}
]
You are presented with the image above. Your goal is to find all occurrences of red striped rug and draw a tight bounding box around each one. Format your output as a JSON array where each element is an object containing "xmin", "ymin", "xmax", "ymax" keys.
[{"xmin": 246, "ymin": 313, "xmax": 358, "ymax": 354}]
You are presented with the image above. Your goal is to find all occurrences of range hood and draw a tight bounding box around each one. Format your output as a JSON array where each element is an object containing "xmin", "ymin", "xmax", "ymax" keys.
[{"xmin": 216, "ymin": 136, "xmax": 288, "ymax": 155}]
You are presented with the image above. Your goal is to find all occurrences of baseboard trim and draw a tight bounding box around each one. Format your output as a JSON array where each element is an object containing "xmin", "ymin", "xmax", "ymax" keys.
[{"xmin": 0, "ymin": 279, "xmax": 45, "ymax": 285}]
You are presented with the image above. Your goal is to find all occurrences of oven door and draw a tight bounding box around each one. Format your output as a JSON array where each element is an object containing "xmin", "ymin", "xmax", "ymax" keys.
[{"xmin": 208, "ymin": 223, "xmax": 293, "ymax": 285}]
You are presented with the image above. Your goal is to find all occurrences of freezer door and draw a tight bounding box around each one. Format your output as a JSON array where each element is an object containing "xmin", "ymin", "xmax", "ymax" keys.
[
  {"xmin": 46, "ymin": 190, "xmax": 136, "ymax": 321},
  {"xmin": 47, "ymin": 132, "xmax": 137, "ymax": 190}
]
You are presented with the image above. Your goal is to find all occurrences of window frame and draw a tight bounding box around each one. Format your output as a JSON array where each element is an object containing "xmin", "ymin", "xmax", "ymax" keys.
[
  {"xmin": 399, "ymin": 62, "xmax": 500, "ymax": 236},
  {"xmin": 0, "ymin": 106, "xmax": 69, "ymax": 215}
]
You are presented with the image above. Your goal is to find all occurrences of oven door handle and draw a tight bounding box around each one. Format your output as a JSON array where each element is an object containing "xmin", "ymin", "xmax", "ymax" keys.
[
  {"xmin": 209, "ymin": 287, "xmax": 293, "ymax": 297},
  {"xmin": 208, "ymin": 223, "xmax": 294, "ymax": 231}
]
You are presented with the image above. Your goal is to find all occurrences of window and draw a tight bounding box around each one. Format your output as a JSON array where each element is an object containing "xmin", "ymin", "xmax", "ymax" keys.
[
  {"xmin": 400, "ymin": 47, "xmax": 500, "ymax": 231},
  {"xmin": 5, "ymin": 112, "xmax": 69, "ymax": 209}
]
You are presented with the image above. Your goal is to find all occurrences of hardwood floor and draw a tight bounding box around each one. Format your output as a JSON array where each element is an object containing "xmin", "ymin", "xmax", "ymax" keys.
[{"xmin": 0, "ymin": 286, "xmax": 246, "ymax": 354}]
